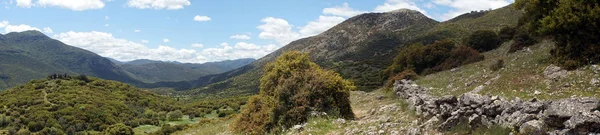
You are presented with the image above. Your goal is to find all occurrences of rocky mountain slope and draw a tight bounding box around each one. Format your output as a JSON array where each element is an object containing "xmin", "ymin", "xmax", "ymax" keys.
[{"xmin": 183, "ymin": 5, "xmax": 522, "ymax": 99}]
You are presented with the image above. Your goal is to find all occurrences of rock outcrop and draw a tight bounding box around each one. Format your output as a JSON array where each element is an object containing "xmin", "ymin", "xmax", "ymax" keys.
[{"xmin": 393, "ymin": 79, "xmax": 600, "ymax": 135}]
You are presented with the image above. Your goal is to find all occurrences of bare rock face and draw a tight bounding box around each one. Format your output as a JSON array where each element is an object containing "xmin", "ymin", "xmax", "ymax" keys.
[
  {"xmin": 393, "ymin": 79, "xmax": 600, "ymax": 135},
  {"xmin": 544, "ymin": 64, "xmax": 568, "ymax": 81},
  {"xmin": 519, "ymin": 120, "xmax": 546, "ymax": 135},
  {"xmin": 544, "ymin": 97, "xmax": 600, "ymax": 128}
]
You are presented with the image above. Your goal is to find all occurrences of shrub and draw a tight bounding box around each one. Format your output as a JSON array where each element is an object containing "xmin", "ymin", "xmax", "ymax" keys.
[
  {"xmin": 14, "ymin": 128, "xmax": 30, "ymax": 135},
  {"xmin": 385, "ymin": 69, "xmax": 418, "ymax": 87},
  {"xmin": 218, "ymin": 110, "xmax": 236, "ymax": 117},
  {"xmin": 231, "ymin": 51, "xmax": 355, "ymax": 134},
  {"xmin": 151, "ymin": 124, "xmax": 185, "ymax": 135},
  {"xmin": 516, "ymin": 0, "xmax": 600, "ymax": 69},
  {"xmin": 103, "ymin": 123, "xmax": 134, "ymax": 135},
  {"xmin": 498, "ymin": 26, "xmax": 516, "ymax": 42},
  {"xmin": 167, "ymin": 110, "xmax": 183, "ymax": 121},
  {"xmin": 465, "ymin": 30, "xmax": 502, "ymax": 52},
  {"xmin": 489, "ymin": 59, "xmax": 504, "ymax": 71},
  {"xmin": 384, "ymin": 39, "xmax": 484, "ymax": 81},
  {"xmin": 508, "ymin": 29, "xmax": 537, "ymax": 53}
]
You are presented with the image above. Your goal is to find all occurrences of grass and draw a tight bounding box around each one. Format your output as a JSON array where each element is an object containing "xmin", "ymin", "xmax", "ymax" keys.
[
  {"xmin": 133, "ymin": 115, "xmax": 206, "ymax": 135},
  {"xmin": 133, "ymin": 125, "xmax": 161, "ymax": 135},
  {"xmin": 172, "ymin": 117, "xmax": 234, "ymax": 135},
  {"xmin": 416, "ymin": 40, "xmax": 600, "ymax": 100}
]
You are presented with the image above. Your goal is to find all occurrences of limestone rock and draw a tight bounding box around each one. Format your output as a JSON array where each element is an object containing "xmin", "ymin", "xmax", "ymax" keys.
[
  {"xmin": 544, "ymin": 97, "xmax": 600, "ymax": 128},
  {"xmin": 519, "ymin": 120, "xmax": 545, "ymax": 135}
]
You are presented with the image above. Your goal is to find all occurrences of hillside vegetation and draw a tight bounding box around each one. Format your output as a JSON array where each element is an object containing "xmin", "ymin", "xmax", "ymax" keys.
[{"xmin": 0, "ymin": 75, "xmax": 181, "ymax": 134}]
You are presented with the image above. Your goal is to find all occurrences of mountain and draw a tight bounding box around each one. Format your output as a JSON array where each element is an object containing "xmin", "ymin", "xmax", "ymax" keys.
[
  {"xmin": 119, "ymin": 58, "xmax": 254, "ymax": 83},
  {"xmin": 0, "ymin": 31, "xmax": 141, "ymax": 90},
  {"xmin": 182, "ymin": 5, "xmax": 522, "ymax": 99},
  {"xmin": 0, "ymin": 76, "xmax": 181, "ymax": 134}
]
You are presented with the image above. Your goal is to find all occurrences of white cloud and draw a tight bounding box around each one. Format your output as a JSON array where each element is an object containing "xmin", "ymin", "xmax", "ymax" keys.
[
  {"xmin": 229, "ymin": 34, "xmax": 251, "ymax": 40},
  {"xmin": 4, "ymin": 24, "xmax": 40, "ymax": 33},
  {"xmin": 323, "ymin": 3, "xmax": 366, "ymax": 17},
  {"xmin": 257, "ymin": 17, "xmax": 300, "ymax": 45},
  {"xmin": 299, "ymin": 16, "xmax": 345, "ymax": 37},
  {"xmin": 134, "ymin": 29, "xmax": 141, "ymax": 32},
  {"xmin": 432, "ymin": 0, "xmax": 512, "ymax": 20},
  {"xmin": 0, "ymin": 21, "xmax": 8, "ymax": 28},
  {"xmin": 52, "ymin": 31, "xmax": 209, "ymax": 63},
  {"xmin": 201, "ymin": 42, "xmax": 279, "ymax": 61},
  {"xmin": 16, "ymin": 0, "xmax": 32, "ymax": 8},
  {"xmin": 193, "ymin": 15, "xmax": 211, "ymax": 22},
  {"xmin": 126, "ymin": 0, "xmax": 191, "ymax": 10},
  {"xmin": 36, "ymin": 0, "xmax": 105, "ymax": 11},
  {"xmin": 0, "ymin": 21, "xmax": 53, "ymax": 34},
  {"xmin": 42, "ymin": 27, "xmax": 53, "ymax": 34},
  {"xmin": 140, "ymin": 40, "xmax": 149, "ymax": 43},
  {"xmin": 374, "ymin": 0, "xmax": 429, "ymax": 16},
  {"xmin": 163, "ymin": 38, "xmax": 169, "ymax": 43},
  {"xmin": 104, "ymin": 24, "xmax": 109, "ymax": 27},
  {"xmin": 190, "ymin": 43, "xmax": 203, "ymax": 48},
  {"xmin": 105, "ymin": 16, "xmax": 109, "ymax": 20}
]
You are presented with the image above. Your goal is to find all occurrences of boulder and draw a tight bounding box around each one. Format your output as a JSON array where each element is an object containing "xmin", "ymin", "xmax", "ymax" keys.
[
  {"xmin": 459, "ymin": 93, "xmax": 489, "ymax": 106},
  {"xmin": 435, "ymin": 95, "xmax": 457, "ymax": 105},
  {"xmin": 544, "ymin": 64, "xmax": 568, "ymax": 81},
  {"xmin": 519, "ymin": 120, "xmax": 546, "ymax": 135},
  {"xmin": 564, "ymin": 111, "xmax": 600, "ymax": 135},
  {"xmin": 544, "ymin": 97, "xmax": 600, "ymax": 128},
  {"xmin": 591, "ymin": 78, "xmax": 600, "ymax": 87}
]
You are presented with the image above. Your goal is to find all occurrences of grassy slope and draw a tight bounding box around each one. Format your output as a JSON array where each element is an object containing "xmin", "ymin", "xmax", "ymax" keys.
[{"xmin": 417, "ymin": 40, "xmax": 600, "ymax": 100}]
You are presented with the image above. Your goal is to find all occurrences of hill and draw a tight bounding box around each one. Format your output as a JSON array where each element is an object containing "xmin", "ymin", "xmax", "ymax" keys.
[
  {"xmin": 181, "ymin": 5, "xmax": 522, "ymax": 100},
  {"xmin": 0, "ymin": 31, "xmax": 140, "ymax": 90},
  {"xmin": 118, "ymin": 58, "xmax": 254, "ymax": 83},
  {"xmin": 0, "ymin": 76, "xmax": 181, "ymax": 134}
]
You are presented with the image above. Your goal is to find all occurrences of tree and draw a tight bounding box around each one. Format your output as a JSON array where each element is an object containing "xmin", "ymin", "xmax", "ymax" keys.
[
  {"xmin": 103, "ymin": 123, "xmax": 134, "ymax": 135},
  {"xmin": 231, "ymin": 51, "xmax": 355, "ymax": 134},
  {"xmin": 167, "ymin": 110, "xmax": 183, "ymax": 121},
  {"xmin": 465, "ymin": 30, "xmax": 502, "ymax": 52},
  {"xmin": 515, "ymin": 0, "xmax": 600, "ymax": 69}
]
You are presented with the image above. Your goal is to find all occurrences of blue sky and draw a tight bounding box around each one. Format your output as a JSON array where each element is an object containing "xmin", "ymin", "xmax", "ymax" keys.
[{"xmin": 0, "ymin": 0, "xmax": 513, "ymax": 63}]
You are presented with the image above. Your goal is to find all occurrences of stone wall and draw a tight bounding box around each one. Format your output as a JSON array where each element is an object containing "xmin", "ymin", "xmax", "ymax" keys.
[{"xmin": 394, "ymin": 79, "xmax": 600, "ymax": 135}]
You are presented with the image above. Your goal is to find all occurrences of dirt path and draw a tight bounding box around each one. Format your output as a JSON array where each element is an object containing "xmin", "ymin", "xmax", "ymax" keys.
[{"xmin": 42, "ymin": 89, "xmax": 56, "ymax": 106}]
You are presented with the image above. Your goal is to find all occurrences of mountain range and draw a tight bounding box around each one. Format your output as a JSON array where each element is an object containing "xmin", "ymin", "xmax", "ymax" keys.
[{"xmin": 0, "ymin": 32, "xmax": 254, "ymax": 90}]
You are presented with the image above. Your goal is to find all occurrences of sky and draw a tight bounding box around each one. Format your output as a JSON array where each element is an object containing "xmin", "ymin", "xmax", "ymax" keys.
[{"xmin": 0, "ymin": 0, "xmax": 514, "ymax": 63}]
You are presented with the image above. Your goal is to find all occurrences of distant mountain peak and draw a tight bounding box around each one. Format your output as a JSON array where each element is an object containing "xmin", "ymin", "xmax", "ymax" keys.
[{"xmin": 4, "ymin": 30, "xmax": 49, "ymax": 40}]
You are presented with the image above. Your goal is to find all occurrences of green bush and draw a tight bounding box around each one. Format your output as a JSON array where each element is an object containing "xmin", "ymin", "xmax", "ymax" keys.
[
  {"xmin": 167, "ymin": 110, "xmax": 183, "ymax": 121},
  {"xmin": 508, "ymin": 29, "xmax": 537, "ymax": 53},
  {"xmin": 384, "ymin": 39, "xmax": 484, "ymax": 80},
  {"xmin": 498, "ymin": 26, "xmax": 516, "ymax": 42},
  {"xmin": 465, "ymin": 30, "xmax": 502, "ymax": 52},
  {"xmin": 231, "ymin": 51, "xmax": 355, "ymax": 134},
  {"xmin": 490, "ymin": 59, "xmax": 504, "ymax": 71},
  {"xmin": 218, "ymin": 110, "xmax": 236, "ymax": 117},
  {"xmin": 103, "ymin": 123, "xmax": 134, "ymax": 135},
  {"xmin": 516, "ymin": 0, "xmax": 600, "ymax": 69}
]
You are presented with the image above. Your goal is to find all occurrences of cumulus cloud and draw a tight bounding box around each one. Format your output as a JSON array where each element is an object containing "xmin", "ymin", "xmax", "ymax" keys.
[
  {"xmin": 299, "ymin": 16, "xmax": 345, "ymax": 37},
  {"xmin": 0, "ymin": 21, "xmax": 53, "ymax": 34},
  {"xmin": 229, "ymin": 34, "xmax": 251, "ymax": 40},
  {"xmin": 35, "ymin": 0, "xmax": 105, "ymax": 11},
  {"xmin": 257, "ymin": 17, "xmax": 300, "ymax": 45},
  {"xmin": 193, "ymin": 15, "xmax": 211, "ymax": 22},
  {"xmin": 323, "ymin": 3, "xmax": 367, "ymax": 17},
  {"xmin": 42, "ymin": 27, "xmax": 53, "ymax": 34},
  {"xmin": 52, "ymin": 31, "xmax": 209, "ymax": 63},
  {"xmin": 201, "ymin": 42, "xmax": 279, "ymax": 61},
  {"xmin": 432, "ymin": 0, "xmax": 512, "ymax": 20},
  {"xmin": 16, "ymin": 0, "xmax": 32, "ymax": 8},
  {"xmin": 190, "ymin": 43, "xmax": 203, "ymax": 48},
  {"xmin": 374, "ymin": 0, "xmax": 429, "ymax": 16},
  {"xmin": 163, "ymin": 38, "xmax": 169, "ymax": 43},
  {"xmin": 127, "ymin": 0, "xmax": 191, "ymax": 10}
]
